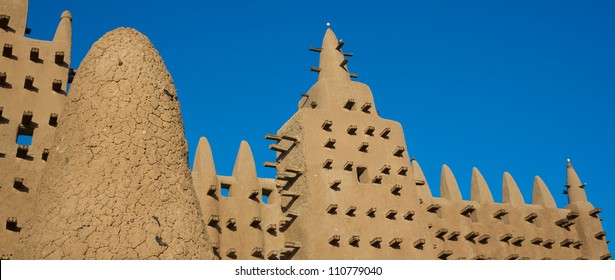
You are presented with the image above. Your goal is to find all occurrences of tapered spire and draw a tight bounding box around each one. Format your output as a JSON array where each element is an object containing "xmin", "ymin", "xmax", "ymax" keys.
[
  {"xmin": 318, "ymin": 28, "xmax": 350, "ymax": 81},
  {"xmin": 53, "ymin": 10, "xmax": 72, "ymax": 45},
  {"xmin": 566, "ymin": 159, "xmax": 588, "ymax": 204},
  {"xmin": 440, "ymin": 165, "xmax": 462, "ymax": 201},
  {"xmin": 193, "ymin": 137, "xmax": 218, "ymax": 197},
  {"xmin": 532, "ymin": 176, "xmax": 556, "ymax": 208},
  {"xmin": 470, "ymin": 168, "xmax": 494, "ymax": 203},
  {"xmin": 232, "ymin": 141, "xmax": 259, "ymax": 187},
  {"xmin": 502, "ymin": 172, "xmax": 524, "ymax": 205},
  {"xmin": 412, "ymin": 158, "xmax": 432, "ymax": 197}
]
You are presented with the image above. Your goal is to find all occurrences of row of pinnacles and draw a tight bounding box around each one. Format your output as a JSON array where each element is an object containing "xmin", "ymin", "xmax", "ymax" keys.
[{"xmin": 0, "ymin": 0, "xmax": 610, "ymax": 260}]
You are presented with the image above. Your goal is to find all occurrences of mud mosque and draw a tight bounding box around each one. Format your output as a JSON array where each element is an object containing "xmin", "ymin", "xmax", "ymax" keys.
[{"xmin": 0, "ymin": 0, "xmax": 610, "ymax": 260}]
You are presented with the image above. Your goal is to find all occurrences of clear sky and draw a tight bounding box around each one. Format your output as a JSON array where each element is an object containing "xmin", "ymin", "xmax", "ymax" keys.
[{"xmin": 24, "ymin": 0, "xmax": 614, "ymax": 254}]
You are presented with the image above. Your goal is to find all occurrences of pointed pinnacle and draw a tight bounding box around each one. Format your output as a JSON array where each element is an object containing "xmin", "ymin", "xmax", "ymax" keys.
[
  {"xmin": 317, "ymin": 28, "xmax": 350, "ymax": 81},
  {"xmin": 470, "ymin": 167, "xmax": 494, "ymax": 203},
  {"xmin": 412, "ymin": 158, "xmax": 432, "ymax": 196},
  {"xmin": 440, "ymin": 164, "xmax": 462, "ymax": 201},
  {"xmin": 532, "ymin": 176, "xmax": 556, "ymax": 208},
  {"xmin": 232, "ymin": 140, "xmax": 259, "ymax": 185},
  {"xmin": 502, "ymin": 172, "xmax": 525, "ymax": 205},
  {"xmin": 565, "ymin": 159, "xmax": 588, "ymax": 204}
]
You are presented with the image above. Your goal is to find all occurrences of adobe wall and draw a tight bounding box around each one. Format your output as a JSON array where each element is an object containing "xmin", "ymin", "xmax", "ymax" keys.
[{"xmin": 0, "ymin": 0, "xmax": 72, "ymax": 259}]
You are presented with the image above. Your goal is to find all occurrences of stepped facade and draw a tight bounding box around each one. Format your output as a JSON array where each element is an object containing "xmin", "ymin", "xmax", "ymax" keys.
[{"xmin": 0, "ymin": 0, "xmax": 610, "ymax": 260}]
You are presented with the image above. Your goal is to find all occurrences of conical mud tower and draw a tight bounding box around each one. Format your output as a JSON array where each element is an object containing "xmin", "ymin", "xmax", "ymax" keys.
[{"xmin": 17, "ymin": 28, "xmax": 212, "ymax": 259}]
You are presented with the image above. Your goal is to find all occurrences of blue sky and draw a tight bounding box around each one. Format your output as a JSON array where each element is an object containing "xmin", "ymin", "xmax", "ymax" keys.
[{"xmin": 25, "ymin": 0, "xmax": 614, "ymax": 253}]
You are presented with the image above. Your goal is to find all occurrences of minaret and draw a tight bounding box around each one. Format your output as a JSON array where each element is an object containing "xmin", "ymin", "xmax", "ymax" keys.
[
  {"xmin": 317, "ymin": 29, "xmax": 350, "ymax": 81},
  {"xmin": 565, "ymin": 159, "xmax": 587, "ymax": 204},
  {"xmin": 230, "ymin": 141, "xmax": 265, "ymax": 259},
  {"xmin": 192, "ymin": 137, "xmax": 220, "ymax": 258},
  {"xmin": 563, "ymin": 160, "xmax": 610, "ymax": 259}
]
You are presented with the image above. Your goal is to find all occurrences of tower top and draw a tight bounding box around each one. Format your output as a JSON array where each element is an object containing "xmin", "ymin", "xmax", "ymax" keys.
[
  {"xmin": 318, "ymin": 28, "xmax": 350, "ymax": 81},
  {"xmin": 566, "ymin": 159, "xmax": 588, "ymax": 204}
]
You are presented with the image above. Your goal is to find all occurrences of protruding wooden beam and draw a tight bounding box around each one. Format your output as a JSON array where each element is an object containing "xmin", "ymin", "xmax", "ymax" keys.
[
  {"xmin": 322, "ymin": 120, "xmax": 332, "ymax": 131},
  {"xmin": 389, "ymin": 238, "xmax": 402, "ymax": 247},
  {"xmin": 460, "ymin": 205, "xmax": 475, "ymax": 216},
  {"xmin": 531, "ymin": 237, "xmax": 543, "ymax": 245},
  {"xmin": 499, "ymin": 233, "xmax": 513, "ymax": 242},
  {"xmin": 435, "ymin": 228, "xmax": 448, "ymax": 238},
  {"xmin": 324, "ymin": 138, "xmax": 336, "ymax": 148},
  {"xmin": 343, "ymin": 161, "xmax": 353, "ymax": 171},
  {"xmin": 310, "ymin": 66, "xmax": 321, "ymax": 72},
  {"xmin": 390, "ymin": 184, "xmax": 402, "ymax": 195},
  {"xmin": 364, "ymin": 126, "xmax": 375, "ymax": 135},
  {"xmin": 465, "ymin": 231, "xmax": 479, "ymax": 241},
  {"xmin": 398, "ymin": 166, "xmax": 408, "ymax": 176},
  {"xmin": 560, "ymin": 238, "xmax": 574, "ymax": 247},
  {"xmin": 308, "ymin": 47, "xmax": 322, "ymax": 52},
  {"xmin": 226, "ymin": 218, "xmax": 236, "ymax": 229},
  {"xmin": 426, "ymin": 204, "xmax": 441, "ymax": 213},
  {"xmin": 251, "ymin": 247, "xmax": 263, "ymax": 257},
  {"xmin": 55, "ymin": 51, "xmax": 65, "ymax": 64},
  {"xmin": 595, "ymin": 231, "xmax": 606, "ymax": 240},
  {"xmin": 24, "ymin": 75, "xmax": 34, "ymax": 89},
  {"xmin": 524, "ymin": 213, "xmax": 538, "ymax": 223},
  {"xmin": 371, "ymin": 175, "xmax": 382, "ymax": 184},
  {"xmin": 386, "ymin": 210, "xmax": 397, "ymax": 219},
  {"xmin": 326, "ymin": 204, "xmax": 338, "ymax": 214},
  {"xmin": 345, "ymin": 206, "xmax": 357, "ymax": 216},
  {"xmin": 3, "ymin": 44, "xmax": 12, "ymax": 57},
  {"xmin": 30, "ymin": 47, "xmax": 39, "ymax": 61},
  {"xmin": 543, "ymin": 239, "xmax": 555, "ymax": 248},
  {"xmin": 322, "ymin": 159, "xmax": 333, "ymax": 169},
  {"xmin": 265, "ymin": 134, "xmax": 282, "ymax": 141},
  {"xmin": 413, "ymin": 238, "xmax": 425, "ymax": 248},
  {"xmin": 0, "ymin": 15, "xmax": 10, "ymax": 27},
  {"xmin": 369, "ymin": 237, "xmax": 382, "ymax": 247},
  {"xmin": 336, "ymin": 39, "xmax": 344, "ymax": 51},
  {"xmin": 269, "ymin": 143, "xmax": 287, "ymax": 152},
  {"xmin": 250, "ymin": 217, "xmax": 261, "ymax": 227},
  {"xmin": 328, "ymin": 235, "xmax": 340, "ymax": 245},
  {"xmin": 265, "ymin": 250, "xmax": 278, "ymax": 260},
  {"xmin": 404, "ymin": 211, "xmax": 415, "ymax": 220},
  {"xmin": 510, "ymin": 236, "xmax": 525, "ymax": 246},
  {"xmin": 493, "ymin": 209, "xmax": 508, "ymax": 219},
  {"xmin": 344, "ymin": 99, "xmax": 355, "ymax": 110},
  {"xmin": 329, "ymin": 180, "xmax": 341, "ymax": 190},
  {"xmin": 366, "ymin": 207, "xmax": 377, "ymax": 217},
  {"xmin": 348, "ymin": 235, "xmax": 360, "ymax": 246},
  {"xmin": 438, "ymin": 250, "xmax": 452, "ymax": 260},
  {"xmin": 361, "ymin": 102, "xmax": 372, "ymax": 113},
  {"xmin": 207, "ymin": 215, "xmax": 219, "ymax": 226},
  {"xmin": 380, "ymin": 128, "xmax": 391, "ymax": 138},
  {"xmin": 589, "ymin": 208, "xmax": 602, "ymax": 217},
  {"xmin": 448, "ymin": 231, "xmax": 460, "ymax": 240},
  {"xmin": 393, "ymin": 146, "xmax": 405, "ymax": 157},
  {"xmin": 477, "ymin": 234, "xmax": 490, "ymax": 244}
]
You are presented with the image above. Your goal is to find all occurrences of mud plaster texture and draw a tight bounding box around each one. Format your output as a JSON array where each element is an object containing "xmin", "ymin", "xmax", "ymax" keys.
[{"xmin": 16, "ymin": 28, "xmax": 213, "ymax": 260}]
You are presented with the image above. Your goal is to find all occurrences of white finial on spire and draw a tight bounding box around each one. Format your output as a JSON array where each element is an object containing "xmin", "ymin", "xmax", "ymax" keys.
[
  {"xmin": 326, "ymin": 22, "xmax": 331, "ymax": 27},
  {"xmin": 567, "ymin": 158, "xmax": 571, "ymax": 163}
]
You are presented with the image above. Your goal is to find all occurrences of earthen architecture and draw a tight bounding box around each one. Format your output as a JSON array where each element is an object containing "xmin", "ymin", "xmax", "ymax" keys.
[{"xmin": 0, "ymin": 0, "xmax": 610, "ymax": 260}]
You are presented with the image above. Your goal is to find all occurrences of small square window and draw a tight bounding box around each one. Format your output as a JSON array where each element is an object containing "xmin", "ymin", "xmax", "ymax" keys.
[
  {"xmin": 17, "ymin": 127, "xmax": 34, "ymax": 146},
  {"xmin": 262, "ymin": 189, "xmax": 272, "ymax": 204},
  {"xmin": 221, "ymin": 183, "xmax": 231, "ymax": 198}
]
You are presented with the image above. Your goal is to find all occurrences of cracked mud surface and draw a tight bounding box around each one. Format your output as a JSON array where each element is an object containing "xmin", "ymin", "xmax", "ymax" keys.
[{"xmin": 17, "ymin": 28, "xmax": 212, "ymax": 259}]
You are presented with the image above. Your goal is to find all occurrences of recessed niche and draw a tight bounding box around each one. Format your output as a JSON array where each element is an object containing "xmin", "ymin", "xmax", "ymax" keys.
[{"xmin": 356, "ymin": 166, "xmax": 369, "ymax": 183}]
